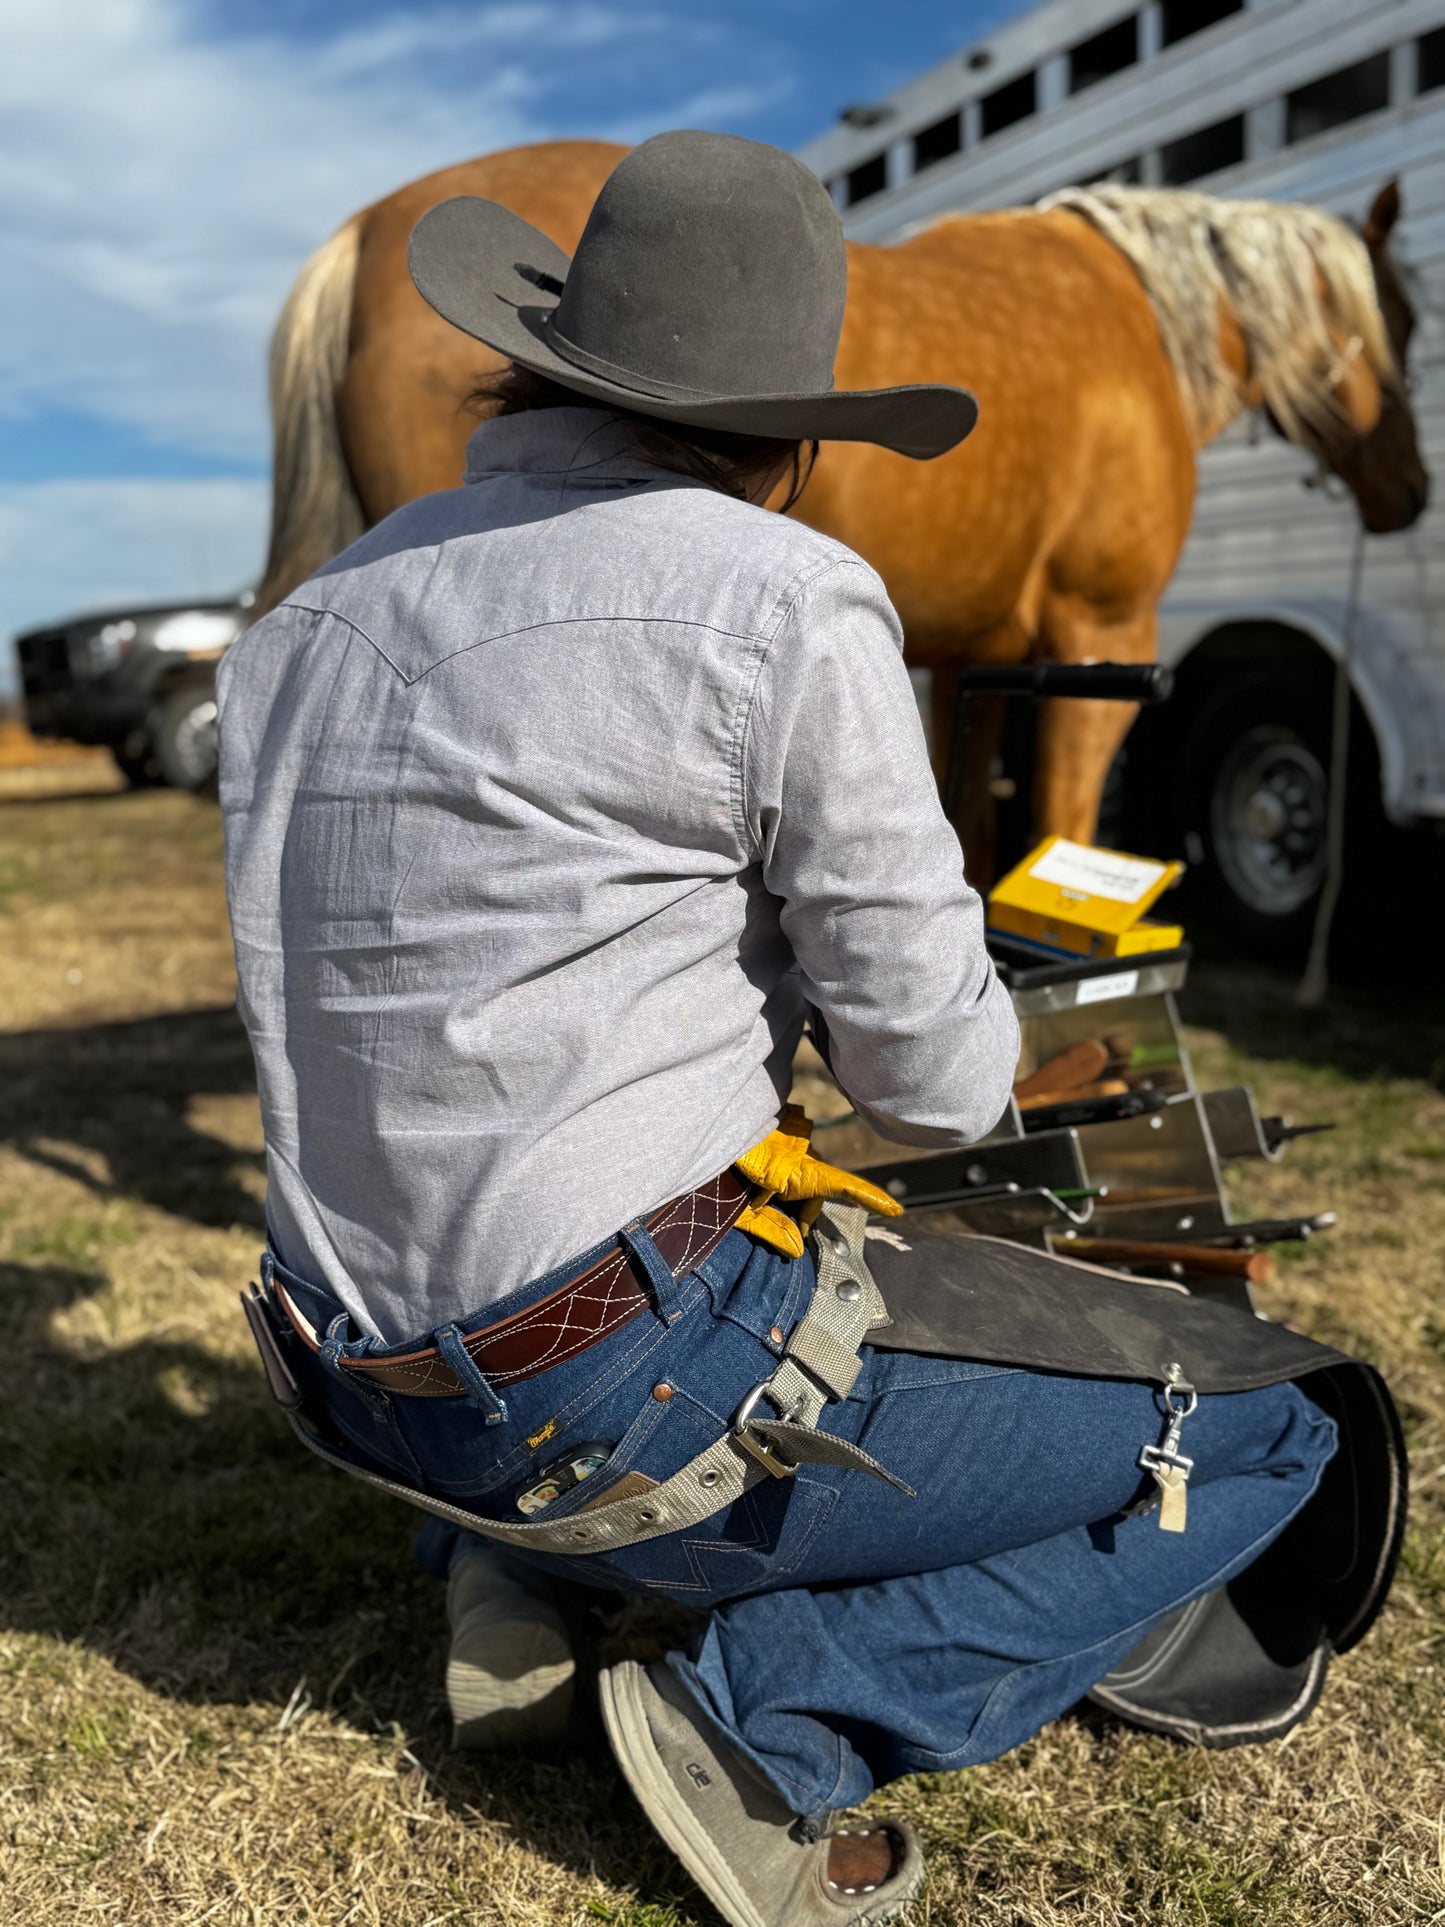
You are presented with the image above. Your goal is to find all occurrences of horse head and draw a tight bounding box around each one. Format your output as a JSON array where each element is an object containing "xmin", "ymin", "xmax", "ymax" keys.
[{"xmin": 1311, "ymin": 181, "xmax": 1430, "ymax": 533}]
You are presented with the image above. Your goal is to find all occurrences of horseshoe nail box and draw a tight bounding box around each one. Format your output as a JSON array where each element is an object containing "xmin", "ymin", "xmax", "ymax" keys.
[{"xmin": 985, "ymin": 836, "xmax": 1186, "ymax": 960}]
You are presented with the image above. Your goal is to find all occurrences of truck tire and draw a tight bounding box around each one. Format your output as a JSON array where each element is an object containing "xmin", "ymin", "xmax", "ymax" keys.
[
  {"xmin": 152, "ymin": 682, "xmax": 220, "ymax": 791},
  {"xmin": 1179, "ymin": 670, "xmax": 1339, "ymax": 958},
  {"xmin": 112, "ymin": 732, "xmax": 164, "ymax": 788}
]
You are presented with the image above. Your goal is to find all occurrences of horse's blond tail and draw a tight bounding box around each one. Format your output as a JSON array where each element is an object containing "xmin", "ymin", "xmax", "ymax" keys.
[{"xmin": 254, "ymin": 220, "xmax": 366, "ymax": 614}]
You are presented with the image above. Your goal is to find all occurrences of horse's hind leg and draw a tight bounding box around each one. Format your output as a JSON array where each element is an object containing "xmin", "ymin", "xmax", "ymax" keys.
[
  {"xmin": 929, "ymin": 610, "xmax": 1032, "ymax": 887},
  {"xmin": 1033, "ymin": 604, "xmax": 1158, "ymax": 846},
  {"xmin": 930, "ymin": 673, "xmax": 1009, "ymax": 886}
]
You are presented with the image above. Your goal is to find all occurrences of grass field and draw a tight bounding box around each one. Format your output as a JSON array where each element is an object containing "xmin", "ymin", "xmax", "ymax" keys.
[{"xmin": 1, "ymin": 778, "xmax": 1441, "ymax": 1927}]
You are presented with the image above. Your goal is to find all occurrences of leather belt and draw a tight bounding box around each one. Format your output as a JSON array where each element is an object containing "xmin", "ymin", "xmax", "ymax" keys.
[
  {"xmin": 259, "ymin": 1202, "xmax": 907, "ymax": 1557},
  {"xmin": 273, "ymin": 1168, "xmax": 751, "ymax": 1399}
]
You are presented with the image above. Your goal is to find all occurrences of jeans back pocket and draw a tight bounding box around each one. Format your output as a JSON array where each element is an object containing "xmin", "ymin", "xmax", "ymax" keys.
[
  {"xmin": 573, "ymin": 1381, "xmax": 839, "ymax": 1604},
  {"xmin": 600, "ymin": 1468, "xmax": 838, "ymax": 1603}
]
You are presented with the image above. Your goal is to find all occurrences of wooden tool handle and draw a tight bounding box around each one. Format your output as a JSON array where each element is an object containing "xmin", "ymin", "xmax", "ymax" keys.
[
  {"xmin": 1014, "ymin": 1040, "xmax": 1110, "ymax": 1101},
  {"xmin": 1017, "ymin": 1078, "xmax": 1127, "ymax": 1111},
  {"xmin": 1060, "ymin": 1236, "xmax": 1277, "ymax": 1285}
]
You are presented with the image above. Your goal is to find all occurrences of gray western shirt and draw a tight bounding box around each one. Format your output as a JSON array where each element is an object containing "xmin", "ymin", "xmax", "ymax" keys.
[{"xmin": 218, "ymin": 408, "xmax": 1018, "ymax": 1342}]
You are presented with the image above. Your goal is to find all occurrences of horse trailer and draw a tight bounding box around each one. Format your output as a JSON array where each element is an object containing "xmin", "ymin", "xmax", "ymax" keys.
[{"xmin": 799, "ymin": 0, "xmax": 1445, "ymax": 952}]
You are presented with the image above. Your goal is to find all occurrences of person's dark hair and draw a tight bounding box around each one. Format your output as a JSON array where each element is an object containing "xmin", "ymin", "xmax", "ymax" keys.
[{"xmin": 471, "ymin": 365, "xmax": 819, "ymax": 513}]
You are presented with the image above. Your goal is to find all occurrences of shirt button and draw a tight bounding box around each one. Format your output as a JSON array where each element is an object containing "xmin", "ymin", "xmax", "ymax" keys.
[{"xmin": 652, "ymin": 1382, "xmax": 673, "ymax": 1403}]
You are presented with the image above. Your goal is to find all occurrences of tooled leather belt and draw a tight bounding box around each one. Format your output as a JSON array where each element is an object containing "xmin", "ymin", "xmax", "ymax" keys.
[{"xmin": 272, "ymin": 1168, "xmax": 751, "ymax": 1399}]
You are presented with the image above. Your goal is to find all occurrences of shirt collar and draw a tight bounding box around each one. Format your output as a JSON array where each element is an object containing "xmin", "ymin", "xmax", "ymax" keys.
[{"xmin": 463, "ymin": 405, "xmax": 702, "ymax": 488}]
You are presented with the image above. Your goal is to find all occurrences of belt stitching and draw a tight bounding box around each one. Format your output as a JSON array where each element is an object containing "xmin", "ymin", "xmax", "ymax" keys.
[{"xmin": 276, "ymin": 1173, "xmax": 746, "ymax": 1396}]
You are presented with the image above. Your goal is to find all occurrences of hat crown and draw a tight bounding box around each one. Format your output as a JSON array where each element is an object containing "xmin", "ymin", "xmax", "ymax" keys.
[{"xmin": 549, "ymin": 130, "xmax": 847, "ymax": 400}]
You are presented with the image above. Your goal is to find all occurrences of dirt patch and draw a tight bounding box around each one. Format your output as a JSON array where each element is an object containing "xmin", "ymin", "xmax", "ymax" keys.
[
  {"xmin": 0, "ymin": 724, "xmax": 118, "ymax": 797},
  {"xmin": 1, "ymin": 790, "xmax": 1441, "ymax": 1926},
  {"xmin": 0, "ymin": 719, "xmax": 114, "ymax": 771}
]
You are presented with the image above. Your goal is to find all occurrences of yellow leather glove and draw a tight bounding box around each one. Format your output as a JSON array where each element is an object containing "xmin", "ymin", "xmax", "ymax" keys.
[{"xmin": 733, "ymin": 1104, "xmax": 903, "ymax": 1259}]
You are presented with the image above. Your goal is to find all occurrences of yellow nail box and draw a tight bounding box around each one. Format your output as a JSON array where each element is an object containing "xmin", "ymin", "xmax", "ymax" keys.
[{"xmin": 987, "ymin": 836, "xmax": 1185, "ymax": 960}]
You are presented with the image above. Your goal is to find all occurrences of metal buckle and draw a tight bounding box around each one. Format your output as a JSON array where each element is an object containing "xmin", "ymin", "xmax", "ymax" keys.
[
  {"xmin": 1140, "ymin": 1367, "xmax": 1199, "ymax": 1479},
  {"xmin": 1139, "ymin": 1440, "xmax": 1195, "ymax": 1478},
  {"xmin": 731, "ymin": 1380, "xmax": 803, "ymax": 1480}
]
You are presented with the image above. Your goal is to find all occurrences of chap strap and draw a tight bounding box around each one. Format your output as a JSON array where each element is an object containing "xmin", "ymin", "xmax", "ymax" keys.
[{"xmin": 245, "ymin": 1203, "xmax": 909, "ymax": 1558}]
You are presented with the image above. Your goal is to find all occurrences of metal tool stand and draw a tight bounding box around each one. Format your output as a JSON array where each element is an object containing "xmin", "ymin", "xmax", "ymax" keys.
[{"xmin": 843, "ymin": 663, "xmax": 1336, "ymax": 1310}]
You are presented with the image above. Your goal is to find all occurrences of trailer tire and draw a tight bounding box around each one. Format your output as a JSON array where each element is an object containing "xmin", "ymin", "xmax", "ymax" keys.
[
  {"xmin": 1179, "ymin": 670, "xmax": 1336, "ymax": 959},
  {"xmin": 152, "ymin": 682, "xmax": 220, "ymax": 791}
]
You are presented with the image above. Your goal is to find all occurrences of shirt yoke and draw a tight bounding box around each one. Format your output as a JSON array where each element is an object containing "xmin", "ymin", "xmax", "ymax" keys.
[{"xmin": 287, "ymin": 475, "xmax": 877, "ymax": 677}]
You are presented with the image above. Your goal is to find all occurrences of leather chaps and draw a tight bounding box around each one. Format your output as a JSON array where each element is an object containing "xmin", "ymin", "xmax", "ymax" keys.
[{"xmin": 863, "ymin": 1228, "xmax": 1407, "ymax": 1749}]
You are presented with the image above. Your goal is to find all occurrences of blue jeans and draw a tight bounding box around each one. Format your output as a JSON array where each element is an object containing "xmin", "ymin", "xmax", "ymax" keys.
[{"xmin": 270, "ymin": 1220, "xmax": 1337, "ymax": 1821}]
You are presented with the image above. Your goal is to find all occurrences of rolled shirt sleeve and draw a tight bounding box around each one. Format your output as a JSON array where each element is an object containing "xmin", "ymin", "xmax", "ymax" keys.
[{"xmin": 742, "ymin": 557, "xmax": 1020, "ymax": 1146}]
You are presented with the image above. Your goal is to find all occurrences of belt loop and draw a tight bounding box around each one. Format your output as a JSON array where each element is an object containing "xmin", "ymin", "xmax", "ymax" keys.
[
  {"xmin": 435, "ymin": 1324, "xmax": 508, "ymax": 1426},
  {"xmin": 317, "ymin": 1310, "xmax": 359, "ymax": 1375},
  {"xmin": 316, "ymin": 1312, "xmax": 395, "ymax": 1415},
  {"xmin": 620, "ymin": 1220, "xmax": 684, "ymax": 1325}
]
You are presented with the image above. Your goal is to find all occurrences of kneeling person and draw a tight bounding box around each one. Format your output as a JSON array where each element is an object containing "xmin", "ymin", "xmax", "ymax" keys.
[{"xmin": 220, "ymin": 132, "xmax": 1365, "ymax": 1927}]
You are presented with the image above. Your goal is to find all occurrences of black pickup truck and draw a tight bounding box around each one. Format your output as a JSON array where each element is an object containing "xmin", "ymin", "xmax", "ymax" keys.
[{"xmin": 15, "ymin": 593, "xmax": 252, "ymax": 788}]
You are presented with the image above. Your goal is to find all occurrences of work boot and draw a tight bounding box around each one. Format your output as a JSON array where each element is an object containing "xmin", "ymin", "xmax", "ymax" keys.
[
  {"xmin": 599, "ymin": 1656, "xmax": 923, "ymax": 1927},
  {"xmin": 446, "ymin": 1544, "xmax": 576, "ymax": 1750}
]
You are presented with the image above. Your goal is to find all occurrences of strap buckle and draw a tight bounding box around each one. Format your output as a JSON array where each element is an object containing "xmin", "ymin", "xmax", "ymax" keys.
[{"xmin": 731, "ymin": 1379, "xmax": 803, "ymax": 1479}]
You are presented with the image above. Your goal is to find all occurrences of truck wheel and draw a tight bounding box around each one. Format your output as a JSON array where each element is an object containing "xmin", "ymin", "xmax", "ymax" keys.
[
  {"xmin": 112, "ymin": 732, "xmax": 164, "ymax": 788},
  {"xmin": 1180, "ymin": 672, "xmax": 1335, "ymax": 958},
  {"xmin": 152, "ymin": 683, "xmax": 220, "ymax": 791}
]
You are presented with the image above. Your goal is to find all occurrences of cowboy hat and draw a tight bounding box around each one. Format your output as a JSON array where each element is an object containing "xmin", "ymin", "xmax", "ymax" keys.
[{"xmin": 408, "ymin": 129, "xmax": 977, "ymax": 459}]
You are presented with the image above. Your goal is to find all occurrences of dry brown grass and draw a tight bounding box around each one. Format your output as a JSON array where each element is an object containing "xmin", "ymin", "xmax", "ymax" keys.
[
  {"xmin": 0, "ymin": 788, "xmax": 1441, "ymax": 1926},
  {"xmin": 0, "ymin": 721, "xmax": 114, "ymax": 772}
]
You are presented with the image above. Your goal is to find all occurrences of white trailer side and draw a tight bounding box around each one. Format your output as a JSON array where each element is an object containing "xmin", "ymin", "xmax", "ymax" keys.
[{"xmin": 798, "ymin": 0, "xmax": 1445, "ymax": 950}]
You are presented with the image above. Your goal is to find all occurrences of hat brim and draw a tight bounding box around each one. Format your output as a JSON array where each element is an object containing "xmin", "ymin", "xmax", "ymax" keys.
[{"xmin": 408, "ymin": 196, "xmax": 977, "ymax": 460}]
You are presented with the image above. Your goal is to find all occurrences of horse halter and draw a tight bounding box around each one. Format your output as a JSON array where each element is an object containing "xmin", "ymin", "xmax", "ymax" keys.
[{"xmin": 1296, "ymin": 331, "xmax": 1378, "ymax": 496}]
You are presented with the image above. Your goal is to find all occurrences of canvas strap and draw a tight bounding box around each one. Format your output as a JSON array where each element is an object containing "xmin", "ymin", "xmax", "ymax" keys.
[{"xmin": 253, "ymin": 1203, "xmax": 909, "ymax": 1558}]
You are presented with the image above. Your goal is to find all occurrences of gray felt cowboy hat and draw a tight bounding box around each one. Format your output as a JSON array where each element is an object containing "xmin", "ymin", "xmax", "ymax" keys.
[{"xmin": 408, "ymin": 129, "xmax": 978, "ymax": 459}]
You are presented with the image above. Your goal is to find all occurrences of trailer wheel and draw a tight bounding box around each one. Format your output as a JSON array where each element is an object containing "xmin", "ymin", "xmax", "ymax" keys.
[
  {"xmin": 1180, "ymin": 672, "xmax": 1336, "ymax": 957},
  {"xmin": 152, "ymin": 683, "xmax": 220, "ymax": 791}
]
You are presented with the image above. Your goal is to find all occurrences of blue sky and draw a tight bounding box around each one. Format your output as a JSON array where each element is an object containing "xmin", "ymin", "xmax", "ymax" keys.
[{"xmin": 1, "ymin": 0, "xmax": 1028, "ymax": 690}]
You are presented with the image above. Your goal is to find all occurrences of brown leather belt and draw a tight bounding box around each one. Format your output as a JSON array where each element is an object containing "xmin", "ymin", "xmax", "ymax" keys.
[{"xmin": 274, "ymin": 1168, "xmax": 751, "ymax": 1399}]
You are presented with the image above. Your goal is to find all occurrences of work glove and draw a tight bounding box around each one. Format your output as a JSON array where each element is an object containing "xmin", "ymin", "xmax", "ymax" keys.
[{"xmin": 733, "ymin": 1104, "xmax": 903, "ymax": 1259}]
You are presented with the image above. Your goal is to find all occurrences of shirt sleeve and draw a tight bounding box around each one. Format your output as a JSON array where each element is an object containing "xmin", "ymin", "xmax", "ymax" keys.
[{"xmin": 741, "ymin": 556, "xmax": 1019, "ymax": 1147}]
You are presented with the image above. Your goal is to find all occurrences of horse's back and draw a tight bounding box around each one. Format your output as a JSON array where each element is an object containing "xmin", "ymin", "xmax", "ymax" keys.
[
  {"xmin": 329, "ymin": 146, "xmax": 1195, "ymax": 639},
  {"xmin": 338, "ymin": 143, "xmax": 625, "ymax": 519},
  {"xmin": 804, "ymin": 209, "xmax": 1195, "ymax": 643}
]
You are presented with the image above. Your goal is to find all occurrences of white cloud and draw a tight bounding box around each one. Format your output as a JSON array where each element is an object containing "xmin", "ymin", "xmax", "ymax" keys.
[
  {"xmin": 0, "ymin": 0, "xmax": 790, "ymax": 691},
  {"xmin": 0, "ymin": 0, "xmax": 788, "ymax": 462},
  {"xmin": 0, "ymin": 479, "xmax": 269, "ymax": 693}
]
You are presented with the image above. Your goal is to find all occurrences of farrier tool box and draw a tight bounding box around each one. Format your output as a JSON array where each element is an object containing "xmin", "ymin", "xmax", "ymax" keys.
[{"xmin": 810, "ymin": 661, "xmax": 1335, "ymax": 1310}]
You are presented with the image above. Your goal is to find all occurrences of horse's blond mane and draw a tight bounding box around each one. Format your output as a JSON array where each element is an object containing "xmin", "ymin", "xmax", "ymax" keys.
[{"xmin": 1034, "ymin": 184, "xmax": 1393, "ymax": 444}]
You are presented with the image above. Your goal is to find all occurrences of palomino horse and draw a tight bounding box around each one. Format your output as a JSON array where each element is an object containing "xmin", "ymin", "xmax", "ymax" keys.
[{"xmin": 257, "ymin": 144, "xmax": 1426, "ymax": 875}]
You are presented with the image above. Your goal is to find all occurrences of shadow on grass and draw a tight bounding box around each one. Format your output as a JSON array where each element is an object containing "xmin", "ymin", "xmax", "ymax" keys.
[
  {"xmin": 0, "ymin": 1253, "xmax": 701, "ymax": 1910},
  {"xmin": 0, "ymin": 1005, "xmax": 263, "ymax": 1231},
  {"xmin": 0, "ymin": 1256, "xmax": 437, "ymax": 1705},
  {"xmin": 1180, "ymin": 962, "xmax": 1445, "ymax": 1094},
  {"xmin": 0, "ymin": 1004, "xmax": 709, "ymax": 1902}
]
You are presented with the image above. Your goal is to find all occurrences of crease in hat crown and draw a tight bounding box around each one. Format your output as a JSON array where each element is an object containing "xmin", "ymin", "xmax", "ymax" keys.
[
  {"xmin": 538, "ymin": 131, "xmax": 847, "ymax": 401},
  {"xmin": 407, "ymin": 127, "xmax": 979, "ymax": 458}
]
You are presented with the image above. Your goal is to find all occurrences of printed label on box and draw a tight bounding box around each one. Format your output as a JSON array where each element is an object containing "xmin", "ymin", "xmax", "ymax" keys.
[
  {"xmin": 1075, "ymin": 970, "xmax": 1141, "ymax": 1006},
  {"xmin": 1028, "ymin": 840, "xmax": 1169, "ymax": 905}
]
